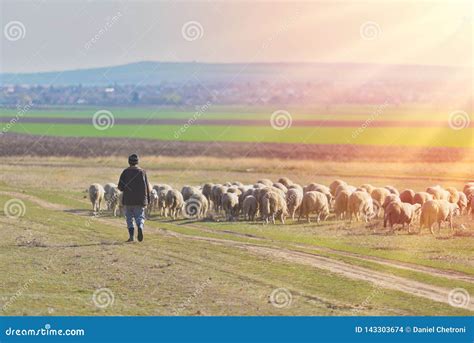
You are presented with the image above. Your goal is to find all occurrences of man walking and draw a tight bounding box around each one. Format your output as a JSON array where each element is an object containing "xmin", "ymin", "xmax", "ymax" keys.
[{"xmin": 118, "ymin": 154, "xmax": 151, "ymax": 242}]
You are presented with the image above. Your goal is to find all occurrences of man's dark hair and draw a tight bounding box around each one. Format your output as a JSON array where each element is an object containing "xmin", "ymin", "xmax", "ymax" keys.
[{"xmin": 128, "ymin": 154, "xmax": 139, "ymax": 165}]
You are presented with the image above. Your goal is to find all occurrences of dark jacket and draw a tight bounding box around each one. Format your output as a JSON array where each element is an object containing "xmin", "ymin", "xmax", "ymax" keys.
[{"xmin": 118, "ymin": 166, "xmax": 150, "ymax": 206}]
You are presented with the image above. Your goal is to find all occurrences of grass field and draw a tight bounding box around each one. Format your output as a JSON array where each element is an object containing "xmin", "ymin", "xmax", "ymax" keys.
[
  {"xmin": 1, "ymin": 156, "xmax": 473, "ymax": 316},
  {"xmin": 7, "ymin": 123, "xmax": 472, "ymax": 148},
  {"xmin": 0, "ymin": 105, "xmax": 467, "ymax": 121},
  {"xmin": 3, "ymin": 105, "xmax": 472, "ymax": 148}
]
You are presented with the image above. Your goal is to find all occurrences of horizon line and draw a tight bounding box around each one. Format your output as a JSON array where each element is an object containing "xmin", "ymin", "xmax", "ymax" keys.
[{"xmin": 2, "ymin": 60, "xmax": 472, "ymax": 76}]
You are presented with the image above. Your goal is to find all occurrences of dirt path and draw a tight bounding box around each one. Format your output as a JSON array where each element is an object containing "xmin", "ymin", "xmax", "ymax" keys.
[
  {"xmin": 183, "ymin": 223, "xmax": 474, "ymax": 283},
  {"xmin": 2, "ymin": 190, "xmax": 473, "ymax": 311}
]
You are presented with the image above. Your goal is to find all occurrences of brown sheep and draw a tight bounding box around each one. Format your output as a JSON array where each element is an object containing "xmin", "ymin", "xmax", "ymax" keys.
[
  {"xmin": 334, "ymin": 190, "xmax": 350, "ymax": 220},
  {"xmin": 413, "ymin": 191, "xmax": 434, "ymax": 206},
  {"xmin": 329, "ymin": 179, "xmax": 347, "ymax": 196},
  {"xmin": 399, "ymin": 189, "xmax": 415, "ymax": 204},
  {"xmin": 262, "ymin": 191, "xmax": 287, "ymax": 224},
  {"xmin": 420, "ymin": 200, "xmax": 460, "ymax": 235},
  {"xmin": 298, "ymin": 191, "xmax": 329, "ymax": 223},
  {"xmin": 370, "ymin": 187, "xmax": 391, "ymax": 217},
  {"xmin": 383, "ymin": 202, "xmax": 421, "ymax": 232},
  {"xmin": 382, "ymin": 194, "xmax": 400, "ymax": 211}
]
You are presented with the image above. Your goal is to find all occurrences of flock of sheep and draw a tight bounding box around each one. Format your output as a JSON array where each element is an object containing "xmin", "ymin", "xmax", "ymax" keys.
[{"xmin": 87, "ymin": 179, "xmax": 474, "ymax": 235}]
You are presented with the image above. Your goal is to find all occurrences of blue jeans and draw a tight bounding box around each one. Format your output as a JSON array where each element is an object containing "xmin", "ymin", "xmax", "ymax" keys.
[{"xmin": 124, "ymin": 206, "xmax": 146, "ymax": 229}]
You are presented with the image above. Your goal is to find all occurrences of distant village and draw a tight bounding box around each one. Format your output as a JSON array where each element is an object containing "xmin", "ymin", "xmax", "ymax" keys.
[{"xmin": 1, "ymin": 79, "xmax": 468, "ymax": 108}]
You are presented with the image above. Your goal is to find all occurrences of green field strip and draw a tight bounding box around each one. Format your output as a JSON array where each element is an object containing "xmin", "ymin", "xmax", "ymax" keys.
[{"xmin": 8, "ymin": 123, "xmax": 474, "ymax": 148}]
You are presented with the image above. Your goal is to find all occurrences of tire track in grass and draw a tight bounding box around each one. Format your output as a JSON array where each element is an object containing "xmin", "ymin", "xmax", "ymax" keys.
[{"xmin": 177, "ymin": 222, "xmax": 474, "ymax": 283}]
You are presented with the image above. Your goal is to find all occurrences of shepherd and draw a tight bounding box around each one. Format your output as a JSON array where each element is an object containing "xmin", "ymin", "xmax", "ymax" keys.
[{"xmin": 118, "ymin": 154, "xmax": 151, "ymax": 242}]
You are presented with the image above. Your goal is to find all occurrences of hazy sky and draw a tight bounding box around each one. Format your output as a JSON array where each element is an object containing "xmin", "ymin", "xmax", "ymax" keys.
[{"xmin": 0, "ymin": 0, "xmax": 472, "ymax": 73}]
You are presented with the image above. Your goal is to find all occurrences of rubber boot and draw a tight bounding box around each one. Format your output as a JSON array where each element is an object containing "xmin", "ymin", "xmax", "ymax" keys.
[
  {"xmin": 137, "ymin": 226, "xmax": 143, "ymax": 242},
  {"xmin": 126, "ymin": 227, "xmax": 134, "ymax": 242}
]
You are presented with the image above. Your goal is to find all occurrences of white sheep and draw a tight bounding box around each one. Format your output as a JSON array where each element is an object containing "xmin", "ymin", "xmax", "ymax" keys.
[
  {"xmin": 165, "ymin": 189, "xmax": 184, "ymax": 219},
  {"xmin": 103, "ymin": 183, "xmax": 117, "ymax": 210},
  {"xmin": 184, "ymin": 192, "xmax": 209, "ymax": 219},
  {"xmin": 262, "ymin": 191, "xmax": 287, "ymax": 224},
  {"xmin": 88, "ymin": 183, "xmax": 105, "ymax": 214},
  {"xmin": 146, "ymin": 188, "xmax": 159, "ymax": 217},
  {"xmin": 286, "ymin": 188, "xmax": 303, "ymax": 220},
  {"xmin": 242, "ymin": 195, "xmax": 258, "ymax": 221},
  {"xmin": 420, "ymin": 200, "xmax": 460, "ymax": 235},
  {"xmin": 221, "ymin": 192, "xmax": 239, "ymax": 221},
  {"xmin": 298, "ymin": 191, "xmax": 329, "ymax": 223},
  {"xmin": 349, "ymin": 191, "xmax": 378, "ymax": 222}
]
